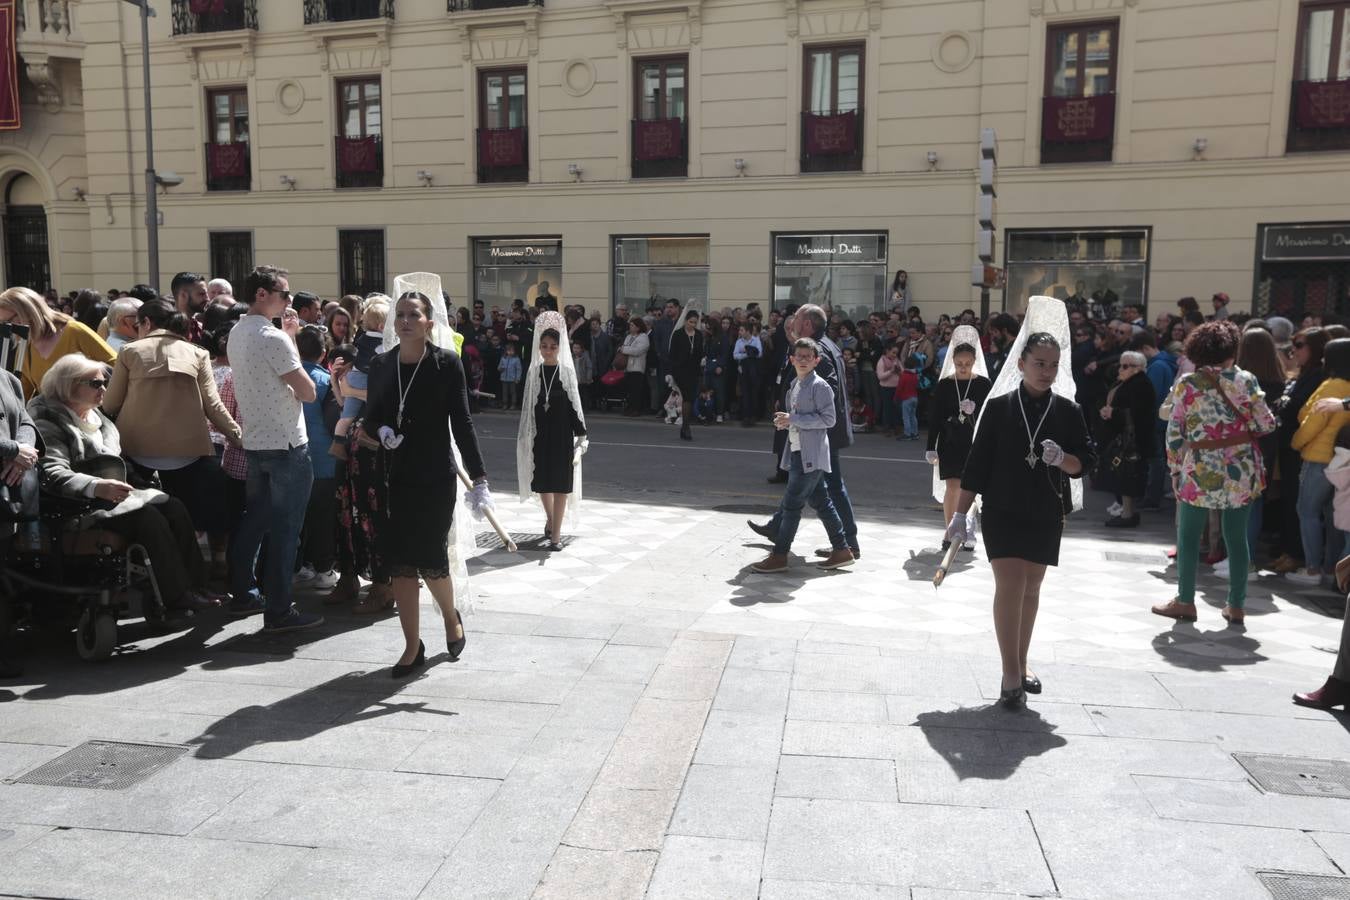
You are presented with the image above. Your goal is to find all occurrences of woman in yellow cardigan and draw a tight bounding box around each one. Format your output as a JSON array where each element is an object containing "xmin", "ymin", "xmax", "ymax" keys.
[
  {"xmin": 0, "ymin": 286, "xmax": 116, "ymax": 399},
  {"xmin": 1289, "ymin": 337, "xmax": 1350, "ymax": 586}
]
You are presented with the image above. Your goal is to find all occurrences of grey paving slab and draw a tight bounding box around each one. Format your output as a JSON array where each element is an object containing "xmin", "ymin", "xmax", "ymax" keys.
[
  {"xmin": 399, "ymin": 667, "xmax": 581, "ymax": 705},
  {"xmin": 262, "ymin": 848, "xmax": 444, "ymax": 900},
  {"xmin": 782, "ymin": 720, "xmax": 905, "ymax": 759},
  {"xmin": 195, "ymin": 764, "xmax": 498, "ymax": 854},
  {"xmin": 531, "ymin": 846, "xmax": 657, "ymax": 900},
  {"xmin": 787, "ymin": 690, "xmax": 890, "ymax": 724},
  {"xmin": 1152, "ymin": 670, "xmax": 1337, "ymax": 719},
  {"xmin": 124, "ymin": 678, "xmax": 372, "ymax": 723},
  {"xmin": 1084, "ymin": 704, "xmax": 1350, "ymax": 755},
  {"xmin": 713, "ymin": 666, "xmax": 791, "ymax": 714},
  {"xmin": 188, "ymin": 716, "xmax": 430, "ymax": 770},
  {"xmin": 609, "ymin": 624, "xmax": 679, "ymax": 647},
  {"xmin": 562, "ymin": 786, "xmax": 678, "ymax": 852},
  {"xmin": 334, "ymin": 694, "xmax": 557, "ymax": 739},
  {"xmin": 0, "ymin": 741, "xmax": 63, "ymax": 781},
  {"xmin": 909, "ymin": 891, "xmax": 1044, "ymax": 900},
  {"xmin": 974, "ymin": 662, "xmax": 1179, "ymax": 708},
  {"xmin": 645, "ymin": 835, "xmax": 762, "ymax": 900},
  {"xmin": 0, "ymin": 823, "xmax": 51, "ymax": 858},
  {"xmin": 443, "ymin": 633, "xmax": 609, "ymax": 676},
  {"xmin": 1312, "ymin": 830, "xmax": 1350, "ymax": 870},
  {"xmin": 1136, "ymin": 774, "xmax": 1350, "ymax": 832},
  {"xmin": 763, "ymin": 797, "xmax": 1055, "ymax": 894},
  {"xmin": 792, "ymin": 653, "xmax": 981, "ymax": 700},
  {"xmin": 595, "ymin": 698, "xmax": 711, "ymax": 792},
  {"xmin": 644, "ymin": 663, "xmax": 724, "ymax": 702},
  {"xmin": 1034, "ymin": 808, "xmax": 1341, "ymax": 900},
  {"xmin": 396, "ymin": 730, "xmax": 530, "ymax": 780},
  {"xmin": 776, "ymin": 755, "xmax": 897, "ymax": 803},
  {"xmin": 886, "ymin": 695, "xmax": 1102, "ymax": 736},
  {"xmin": 759, "ymin": 881, "xmax": 904, "ymax": 900},
  {"xmin": 531, "ymin": 616, "xmax": 621, "ymax": 641},
  {"xmin": 547, "ymin": 676, "xmax": 646, "ymax": 733},
  {"xmin": 692, "ymin": 709, "xmax": 783, "ymax": 768},
  {"xmin": 585, "ymin": 643, "xmax": 669, "ymax": 683},
  {"xmin": 0, "ymin": 699, "xmax": 218, "ymax": 746},
  {"xmin": 798, "ymin": 641, "xmax": 882, "ymax": 657},
  {"xmin": 726, "ymin": 636, "xmax": 797, "ymax": 672},
  {"xmin": 466, "ymin": 610, "xmax": 548, "ymax": 635},
  {"xmin": 180, "ymin": 657, "xmax": 396, "ymax": 692},
  {"xmin": 668, "ymin": 763, "xmax": 776, "ymax": 840},
  {"xmin": 0, "ymin": 827, "xmax": 302, "ymax": 900},
  {"xmin": 664, "ymin": 636, "xmax": 734, "ymax": 669}
]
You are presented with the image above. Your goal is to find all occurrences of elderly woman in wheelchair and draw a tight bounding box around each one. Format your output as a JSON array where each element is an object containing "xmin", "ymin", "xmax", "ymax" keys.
[{"xmin": 24, "ymin": 354, "xmax": 226, "ymax": 639}]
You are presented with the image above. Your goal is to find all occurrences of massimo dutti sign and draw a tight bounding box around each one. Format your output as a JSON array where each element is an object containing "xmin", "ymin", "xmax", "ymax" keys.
[
  {"xmin": 474, "ymin": 239, "xmax": 563, "ymax": 267},
  {"xmin": 1261, "ymin": 224, "xmax": 1350, "ymax": 261},
  {"xmin": 774, "ymin": 233, "xmax": 887, "ymax": 265}
]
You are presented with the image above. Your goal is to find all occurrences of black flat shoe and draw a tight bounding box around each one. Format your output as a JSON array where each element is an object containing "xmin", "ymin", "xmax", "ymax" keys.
[
  {"xmin": 999, "ymin": 686, "xmax": 1026, "ymax": 709},
  {"xmin": 392, "ymin": 640, "xmax": 426, "ymax": 679},
  {"xmin": 1023, "ymin": 675, "xmax": 1042, "ymax": 695},
  {"xmin": 747, "ymin": 519, "xmax": 777, "ymax": 540},
  {"xmin": 448, "ymin": 609, "xmax": 467, "ymax": 661}
]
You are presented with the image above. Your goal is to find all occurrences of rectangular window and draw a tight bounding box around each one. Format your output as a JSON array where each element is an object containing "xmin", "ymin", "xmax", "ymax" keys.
[
  {"xmin": 209, "ymin": 232, "xmax": 253, "ymax": 298},
  {"xmin": 339, "ymin": 229, "xmax": 386, "ymax": 298},
  {"xmin": 1041, "ymin": 20, "xmax": 1118, "ymax": 164},
  {"xmin": 1004, "ymin": 228, "xmax": 1150, "ymax": 317},
  {"xmin": 772, "ymin": 232, "xmax": 887, "ymax": 319},
  {"xmin": 1289, "ymin": 2, "xmax": 1350, "ymax": 152},
  {"xmin": 477, "ymin": 68, "xmax": 528, "ymax": 184},
  {"xmin": 205, "ymin": 88, "xmax": 249, "ymax": 192},
  {"xmin": 632, "ymin": 57, "xmax": 688, "ymax": 179},
  {"xmin": 801, "ymin": 44, "xmax": 863, "ymax": 173},
  {"xmin": 613, "ymin": 237, "xmax": 708, "ymax": 310},
  {"xmin": 335, "ymin": 77, "xmax": 383, "ymax": 188},
  {"xmin": 472, "ymin": 238, "xmax": 562, "ymax": 310}
]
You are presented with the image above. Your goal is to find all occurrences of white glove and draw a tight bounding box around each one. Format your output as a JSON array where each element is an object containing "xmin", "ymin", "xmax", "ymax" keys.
[
  {"xmin": 959, "ymin": 399, "xmax": 976, "ymax": 416},
  {"xmin": 573, "ymin": 436, "xmax": 589, "ymax": 466},
  {"xmin": 377, "ymin": 426, "xmax": 404, "ymax": 450},
  {"xmin": 925, "ymin": 451, "xmax": 939, "ymax": 465},
  {"xmin": 1040, "ymin": 439, "xmax": 1065, "ymax": 469},
  {"xmin": 462, "ymin": 481, "xmax": 494, "ymax": 522},
  {"xmin": 945, "ymin": 513, "xmax": 973, "ymax": 544}
]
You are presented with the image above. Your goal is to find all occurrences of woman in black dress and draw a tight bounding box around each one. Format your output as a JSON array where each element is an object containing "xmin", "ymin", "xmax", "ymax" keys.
[
  {"xmin": 926, "ymin": 331, "xmax": 991, "ymax": 550},
  {"xmin": 669, "ymin": 306, "xmax": 704, "ymax": 442},
  {"xmin": 518, "ymin": 312, "xmax": 588, "ymax": 551},
  {"xmin": 362, "ymin": 291, "xmax": 492, "ymax": 677},
  {"xmin": 1094, "ymin": 350, "xmax": 1156, "ymax": 528},
  {"xmin": 947, "ymin": 330, "xmax": 1095, "ymax": 709}
]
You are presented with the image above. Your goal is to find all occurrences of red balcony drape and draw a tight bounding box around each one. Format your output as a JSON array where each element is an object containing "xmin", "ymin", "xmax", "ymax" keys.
[
  {"xmin": 634, "ymin": 118, "xmax": 683, "ymax": 161},
  {"xmin": 478, "ymin": 127, "xmax": 526, "ymax": 167},
  {"xmin": 1295, "ymin": 80, "xmax": 1350, "ymax": 129},
  {"xmin": 337, "ymin": 136, "xmax": 379, "ymax": 173},
  {"xmin": 1042, "ymin": 95, "xmax": 1115, "ymax": 143},
  {"xmin": 207, "ymin": 142, "xmax": 248, "ymax": 178},
  {"xmin": 189, "ymin": 0, "xmax": 227, "ymax": 13},
  {"xmin": 803, "ymin": 111, "xmax": 857, "ymax": 155},
  {"xmin": 0, "ymin": 0, "xmax": 19, "ymax": 132}
]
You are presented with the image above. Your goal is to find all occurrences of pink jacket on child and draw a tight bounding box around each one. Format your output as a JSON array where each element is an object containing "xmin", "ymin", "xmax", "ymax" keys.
[{"xmin": 1323, "ymin": 446, "xmax": 1350, "ymax": 532}]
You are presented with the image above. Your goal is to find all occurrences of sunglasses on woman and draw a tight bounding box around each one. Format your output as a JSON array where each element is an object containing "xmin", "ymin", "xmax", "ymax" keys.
[{"xmin": 80, "ymin": 378, "xmax": 109, "ymax": 389}]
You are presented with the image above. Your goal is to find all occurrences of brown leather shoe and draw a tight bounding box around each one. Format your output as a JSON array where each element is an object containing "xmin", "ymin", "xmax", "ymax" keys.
[
  {"xmin": 815, "ymin": 547, "xmax": 860, "ymax": 560},
  {"xmin": 751, "ymin": 553, "xmax": 789, "ymax": 573},
  {"xmin": 1220, "ymin": 605, "xmax": 1245, "ymax": 625},
  {"xmin": 817, "ymin": 548, "xmax": 856, "ymax": 570},
  {"xmin": 1151, "ymin": 599, "xmax": 1198, "ymax": 622}
]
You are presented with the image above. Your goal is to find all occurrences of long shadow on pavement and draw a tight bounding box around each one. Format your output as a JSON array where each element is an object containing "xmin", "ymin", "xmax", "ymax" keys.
[
  {"xmin": 1150, "ymin": 621, "xmax": 1267, "ymax": 672},
  {"xmin": 912, "ymin": 705, "xmax": 1068, "ymax": 780}
]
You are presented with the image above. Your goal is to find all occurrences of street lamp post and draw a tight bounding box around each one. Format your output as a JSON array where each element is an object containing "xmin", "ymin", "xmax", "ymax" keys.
[{"xmin": 124, "ymin": 0, "xmax": 159, "ymax": 291}]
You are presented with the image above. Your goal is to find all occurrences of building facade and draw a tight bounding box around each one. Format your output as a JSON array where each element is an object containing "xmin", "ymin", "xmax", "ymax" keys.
[{"xmin": 2, "ymin": 0, "xmax": 1349, "ymax": 320}]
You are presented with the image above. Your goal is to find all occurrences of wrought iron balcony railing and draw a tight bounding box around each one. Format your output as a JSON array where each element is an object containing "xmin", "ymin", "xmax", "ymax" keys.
[
  {"xmin": 171, "ymin": 0, "xmax": 257, "ymax": 35},
  {"xmin": 1288, "ymin": 79, "xmax": 1350, "ymax": 153},
  {"xmin": 305, "ymin": 0, "xmax": 395, "ymax": 23},
  {"xmin": 449, "ymin": 0, "xmax": 542, "ymax": 12},
  {"xmin": 631, "ymin": 118, "xmax": 687, "ymax": 179},
  {"xmin": 336, "ymin": 134, "xmax": 384, "ymax": 188}
]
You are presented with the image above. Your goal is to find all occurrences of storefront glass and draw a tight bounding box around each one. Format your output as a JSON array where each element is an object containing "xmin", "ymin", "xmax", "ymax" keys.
[
  {"xmin": 1255, "ymin": 222, "xmax": 1350, "ymax": 321},
  {"xmin": 1004, "ymin": 228, "xmax": 1149, "ymax": 316},
  {"xmin": 473, "ymin": 238, "xmax": 562, "ymax": 310},
  {"xmin": 772, "ymin": 232, "xmax": 887, "ymax": 320},
  {"xmin": 613, "ymin": 236, "xmax": 709, "ymax": 312}
]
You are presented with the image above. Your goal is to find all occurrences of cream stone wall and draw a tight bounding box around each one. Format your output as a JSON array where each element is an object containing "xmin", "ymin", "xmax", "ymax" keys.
[{"xmin": 2, "ymin": 0, "xmax": 1347, "ymax": 317}]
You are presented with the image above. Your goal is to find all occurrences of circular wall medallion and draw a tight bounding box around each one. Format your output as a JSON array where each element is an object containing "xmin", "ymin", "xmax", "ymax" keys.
[
  {"xmin": 276, "ymin": 79, "xmax": 306, "ymax": 116},
  {"xmin": 932, "ymin": 31, "xmax": 977, "ymax": 74},
  {"xmin": 560, "ymin": 58, "xmax": 596, "ymax": 98}
]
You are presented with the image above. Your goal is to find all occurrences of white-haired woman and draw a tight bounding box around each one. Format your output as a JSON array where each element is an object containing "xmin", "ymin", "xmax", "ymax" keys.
[
  {"xmin": 28, "ymin": 354, "xmax": 225, "ymax": 617},
  {"xmin": 1096, "ymin": 349, "xmax": 1157, "ymax": 528}
]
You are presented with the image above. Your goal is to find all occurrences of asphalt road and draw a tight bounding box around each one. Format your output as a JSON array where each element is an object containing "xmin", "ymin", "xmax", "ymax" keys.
[{"xmin": 471, "ymin": 408, "xmax": 935, "ymax": 517}]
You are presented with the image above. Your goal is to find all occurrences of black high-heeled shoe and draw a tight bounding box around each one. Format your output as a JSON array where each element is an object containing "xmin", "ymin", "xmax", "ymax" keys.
[
  {"xmin": 391, "ymin": 640, "xmax": 425, "ymax": 679},
  {"xmin": 448, "ymin": 609, "xmax": 467, "ymax": 661},
  {"xmin": 999, "ymin": 685, "xmax": 1026, "ymax": 709},
  {"xmin": 1023, "ymin": 675, "xmax": 1042, "ymax": 695}
]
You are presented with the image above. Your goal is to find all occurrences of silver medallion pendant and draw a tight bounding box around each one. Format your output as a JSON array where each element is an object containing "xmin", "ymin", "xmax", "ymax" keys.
[
  {"xmin": 958, "ymin": 414, "xmax": 967, "ymax": 425},
  {"xmin": 1025, "ymin": 449, "xmax": 1038, "ymax": 469}
]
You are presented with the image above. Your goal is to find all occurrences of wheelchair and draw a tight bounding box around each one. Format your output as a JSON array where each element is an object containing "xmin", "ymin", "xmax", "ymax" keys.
[{"xmin": 0, "ymin": 488, "xmax": 169, "ymax": 663}]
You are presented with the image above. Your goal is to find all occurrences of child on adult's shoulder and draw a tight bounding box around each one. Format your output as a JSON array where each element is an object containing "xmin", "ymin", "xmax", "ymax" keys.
[{"xmin": 333, "ymin": 303, "xmax": 386, "ymax": 443}]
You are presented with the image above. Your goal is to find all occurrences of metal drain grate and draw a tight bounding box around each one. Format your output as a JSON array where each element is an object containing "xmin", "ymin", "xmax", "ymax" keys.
[
  {"xmin": 1102, "ymin": 550, "xmax": 1165, "ymax": 565},
  {"xmin": 711, "ymin": 504, "xmax": 778, "ymax": 516},
  {"xmin": 11, "ymin": 740, "xmax": 186, "ymax": 790},
  {"xmin": 1257, "ymin": 871, "xmax": 1350, "ymax": 899},
  {"xmin": 1235, "ymin": 753, "xmax": 1350, "ymax": 799},
  {"xmin": 476, "ymin": 532, "xmax": 575, "ymax": 550}
]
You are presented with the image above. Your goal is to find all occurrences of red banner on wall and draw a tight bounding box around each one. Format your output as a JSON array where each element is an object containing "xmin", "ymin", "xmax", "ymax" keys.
[
  {"xmin": 1042, "ymin": 94, "xmax": 1115, "ymax": 143},
  {"xmin": 0, "ymin": 0, "xmax": 20, "ymax": 132},
  {"xmin": 207, "ymin": 142, "xmax": 248, "ymax": 178},
  {"xmin": 1295, "ymin": 80, "xmax": 1350, "ymax": 129},
  {"xmin": 634, "ymin": 118, "xmax": 683, "ymax": 161},
  {"xmin": 337, "ymin": 136, "xmax": 379, "ymax": 174},
  {"xmin": 803, "ymin": 111, "xmax": 857, "ymax": 156},
  {"xmin": 478, "ymin": 127, "xmax": 526, "ymax": 167}
]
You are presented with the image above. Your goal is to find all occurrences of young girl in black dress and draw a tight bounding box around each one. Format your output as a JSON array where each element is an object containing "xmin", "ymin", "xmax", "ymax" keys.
[
  {"xmin": 946, "ymin": 331, "xmax": 1095, "ymax": 709},
  {"xmin": 926, "ymin": 327, "xmax": 992, "ymax": 550}
]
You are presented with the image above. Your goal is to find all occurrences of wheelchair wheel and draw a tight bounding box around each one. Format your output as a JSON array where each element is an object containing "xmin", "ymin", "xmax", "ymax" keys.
[{"xmin": 74, "ymin": 608, "xmax": 116, "ymax": 662}]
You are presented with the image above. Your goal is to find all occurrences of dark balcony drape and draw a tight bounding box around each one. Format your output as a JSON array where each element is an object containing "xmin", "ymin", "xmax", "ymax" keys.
[
  {"xmin": 189, "ymin": 0, "xmax": 226, "ymax": 13},
  {"xmin": 803, "ymin": 111, "xmax": 857, "ymax": 156},
  {"xmin": 633, "ymin": 118, "xmax": 684, "ymax": 161},
  {"xmin": 337, "ymin": 136, "xmax": 380, "ymax": 174},
  {"xmin": 1042, "ymin": 94, "xmax": 1115, "ymax": 143},
  {"xmin": 207, "ymin": 142, "xmax": 248, "ymax": 179},
  {"xmin": 1294, "ymin": 80, "xmax": 1350, "ymax": 129},
  {"xmin": 478, "ymin": 127, "xmax": 526, "ymax": 167},
  {"xmin": 0, "ymin": 0, "xmax": 18, "ymax": 131}
]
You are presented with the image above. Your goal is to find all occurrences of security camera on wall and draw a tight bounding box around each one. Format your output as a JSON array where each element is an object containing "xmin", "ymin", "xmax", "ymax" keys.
[{"xmin": 154, "ymin": 171, "xmax": 184, "ymax": 188}]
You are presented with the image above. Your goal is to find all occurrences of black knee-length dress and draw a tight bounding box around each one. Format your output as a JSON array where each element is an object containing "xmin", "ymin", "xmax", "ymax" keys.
[
  {"xmin": 927, "ymin": 375, "xmax": 992, "ymax": 480},
  {"xmin": 531, "ymin": 365, "xmax": 587, "ymax": 494},
  {"xmin": 363, "ymin": 343, "xmax": 487, "ymax": 576}
]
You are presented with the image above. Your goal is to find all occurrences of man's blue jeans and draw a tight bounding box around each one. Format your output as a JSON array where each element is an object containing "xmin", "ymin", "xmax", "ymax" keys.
[
  {"xmin": 767, "ymin": 446, "xmax": 859, "ymax": 551},
  {"xmin": 901, "ymin": 397, "xmax": 918, "ymax": 437},
  {"xmin": 773, "ymin": 451, "xmax": 845, "ymax": 555},
  {"xmin": 231, "ymin": 445, "xmax": 313, "ymax": 622}
]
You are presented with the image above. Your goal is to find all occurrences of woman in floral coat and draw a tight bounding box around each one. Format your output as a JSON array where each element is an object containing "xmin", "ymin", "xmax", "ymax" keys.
[{"xmin": 1154, "ymin": 320, "xmax": 1277, "ymax": 626}]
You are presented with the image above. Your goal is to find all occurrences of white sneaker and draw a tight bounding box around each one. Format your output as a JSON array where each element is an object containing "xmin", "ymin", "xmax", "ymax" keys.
[
  {"xmin": 1285, "ymin": 568, "xmax": 1323, "ymax": 585},
  {"xmin": 309, "ymin": 569, "xmax": 339, "ymax": 590},
  {"xmin": 1106, "ymin": 502, "xmax": 1124, "ymax": 517},
  {"xmin": 292, "ymin": 564, "xmax": 316, "ymax": 584},
  {"xmin": 1212, "ymin": 559, "xmax": 1230, "ymax": 579},
  {"xmin": 716, "ymin": 414, "xmax": 724, "ymax": 423}
]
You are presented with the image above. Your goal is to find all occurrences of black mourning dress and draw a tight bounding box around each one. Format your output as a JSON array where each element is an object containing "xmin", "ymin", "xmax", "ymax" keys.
[
  {"xmin": 531, "ymin": 365, "xmax": 587, "ymax": 494},
  {"xmin": 927, "ymin": 375, "xmax": 992, "ymax": 480},
  {"xmin": 961, "ymin": 385, "xmax": 1095, "ymax": 567},
  {"xmin": 669, "ymin": 328, "xmax": 705, "ymax": 402},
  {"xmin": 364, "ymin": 344, "xmax": 487, "ymax": 578}
]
